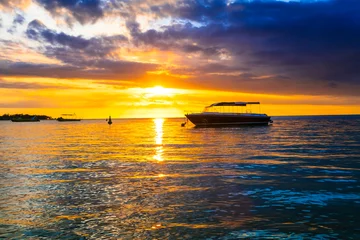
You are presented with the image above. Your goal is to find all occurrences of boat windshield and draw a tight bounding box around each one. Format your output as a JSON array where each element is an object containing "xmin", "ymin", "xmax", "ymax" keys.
[
  {"xmin": 59, "ymin": 113, "xmax": 78, "ymax": 119},
  {"xmin": 203, "ymin": 102, "xmax": 261, "ymax": 114}
]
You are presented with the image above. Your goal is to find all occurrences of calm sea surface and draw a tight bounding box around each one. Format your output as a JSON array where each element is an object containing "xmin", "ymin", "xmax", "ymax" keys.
[{"xmin": 1, "ymin": 116, "xmax": 360, "ymax": 239}]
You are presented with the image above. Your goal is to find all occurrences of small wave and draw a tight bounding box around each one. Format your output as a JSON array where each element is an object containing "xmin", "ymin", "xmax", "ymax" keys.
[
  {"xmin": 218, "ymin": 230, "xmax": 339, "ymax": 239},
  {"xmin": 317, "ymin": 179, "xmax": 357, "ymax": 183},
  {"xmin": 241, "ymin": 188, "xmax": 360, "ymax": 206}
]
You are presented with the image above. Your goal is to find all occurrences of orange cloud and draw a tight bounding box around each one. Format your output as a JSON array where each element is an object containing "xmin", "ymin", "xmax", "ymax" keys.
[{"xmin": 0, "ymin": 0, "xmax": 31, "ymax": 11}]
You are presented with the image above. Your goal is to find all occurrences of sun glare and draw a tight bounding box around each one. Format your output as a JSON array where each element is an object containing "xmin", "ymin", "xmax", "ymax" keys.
[{"xmin": 146, "ymin": 86, "xmax": 173, "ymax": 97}]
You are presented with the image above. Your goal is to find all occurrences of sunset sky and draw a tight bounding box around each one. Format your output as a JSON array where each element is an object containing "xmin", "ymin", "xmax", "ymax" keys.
[{"xmin": 0, "ymin": 0, "xmax": 359, "ymax": 118}]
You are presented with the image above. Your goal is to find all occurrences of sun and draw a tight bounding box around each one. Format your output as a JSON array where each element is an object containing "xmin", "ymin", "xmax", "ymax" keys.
[{"xmin": 145, "ymin": 86, "xmax": 173, "ymax": 97}]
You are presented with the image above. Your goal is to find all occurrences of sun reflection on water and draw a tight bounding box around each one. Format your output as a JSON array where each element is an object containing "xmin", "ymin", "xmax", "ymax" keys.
[
  {"xmin": 153, "ymin": 118, "xmax": 164, "ymax": 161},
  {"xmin": 0, "ymin": 117, "xmax": 359, "ymax": 239}
]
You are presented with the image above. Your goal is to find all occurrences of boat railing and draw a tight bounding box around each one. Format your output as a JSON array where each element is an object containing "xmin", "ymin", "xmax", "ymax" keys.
[
  {"xmin": 57, "ymin": 113, "xmax": 82, "ymax": 120},
  {"xmin": 185, "ymin": 108, "xmax": 262, "ymax": 115},
  {"xmin": 185, "ymin": 111, "xmax": 266, "ymax": 116}
]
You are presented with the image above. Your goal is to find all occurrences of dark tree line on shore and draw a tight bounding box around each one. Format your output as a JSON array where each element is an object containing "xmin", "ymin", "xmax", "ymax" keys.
[{"xmin": 0, "ymin": 114, "xmax": 53, "ymax": 120}]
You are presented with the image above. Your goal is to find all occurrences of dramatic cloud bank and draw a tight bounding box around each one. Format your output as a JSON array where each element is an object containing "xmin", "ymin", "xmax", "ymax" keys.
[{"xmin": 1, "ymin": 0, "xmax": 359, "ymax": 97}]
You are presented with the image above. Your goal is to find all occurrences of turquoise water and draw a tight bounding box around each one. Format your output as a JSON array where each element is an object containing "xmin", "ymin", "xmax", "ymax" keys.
[{"xmin": 0, "ymin": 116, "xmax": 360, "ymax": 239}]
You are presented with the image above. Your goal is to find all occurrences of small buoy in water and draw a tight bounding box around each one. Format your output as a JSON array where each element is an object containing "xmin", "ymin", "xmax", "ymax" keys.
[{"xmin": 181, "ymin": 118, "xmax": 188, "ymax": 127}]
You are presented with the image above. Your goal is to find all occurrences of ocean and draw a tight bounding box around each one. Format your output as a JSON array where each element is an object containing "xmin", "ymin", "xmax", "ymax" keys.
[{"xmin": 0, "ymin": 116, "xmax": 360, "ymax": 239}]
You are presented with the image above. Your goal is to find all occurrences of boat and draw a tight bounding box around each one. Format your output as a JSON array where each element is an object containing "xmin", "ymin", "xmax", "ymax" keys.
[
  {"xmin": 11, "ymin": 116, "xmax": 40, "ymax": 122},
  {"xmin": 185, "ymin": 102, "xmax": 272, "ymax": 127},
  {"xmin": 57, "ymin": 114, "xmax": 81, "ymax": 122},
  {"xmin": 107, "ymin": 116, "xmax": 112, "ymax": 125}
]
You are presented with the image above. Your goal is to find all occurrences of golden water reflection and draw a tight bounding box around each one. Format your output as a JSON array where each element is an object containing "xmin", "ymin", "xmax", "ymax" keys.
[
  {"xmin": 1, "ymin": 117, "xmax": 359, "ymax": 239},
  {"xmin": 153, "ymin": 118, "xmax": 164, "ymax": 161}
]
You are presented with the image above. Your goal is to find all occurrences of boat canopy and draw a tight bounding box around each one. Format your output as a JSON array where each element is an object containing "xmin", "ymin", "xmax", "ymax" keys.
[{"xmin": 207, "ymin": 102, "xmax": 260, "ymax": 107}]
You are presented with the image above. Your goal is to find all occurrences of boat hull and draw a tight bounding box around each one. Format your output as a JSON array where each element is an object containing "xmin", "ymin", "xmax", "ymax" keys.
[{"xmin": 185, "ymin": 113, "xmax": 271, "ymax": 127}]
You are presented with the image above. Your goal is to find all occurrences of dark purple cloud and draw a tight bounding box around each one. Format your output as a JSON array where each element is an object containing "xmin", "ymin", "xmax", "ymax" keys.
[
  {"xmin": 150, "ymin": 0, "xmax": 228, "ymax": 22},
  {"xmin": 7, "ymin": 13, "xmax": 25, "ymax": 33},
  {"xmin": 25, "ymin": 19, "xmax": 128, "ymax": 63},
  {"xmin": 26, "ymin": 20, "xmax": 102, "ymax": 51},
  {"xmin": 0, "ymin": 19, "xmax": 158, "ymax": 81},
  {"xmin": 124, "ymin": 0, "xmax": 360, "ymax": 96},
  {"xmin": 35, "ymin": 0, "xmax": 103, "ymax": 24},
  {"xmin": 3, "ymin": 0, "xmax": 360, "ymax": 96}
]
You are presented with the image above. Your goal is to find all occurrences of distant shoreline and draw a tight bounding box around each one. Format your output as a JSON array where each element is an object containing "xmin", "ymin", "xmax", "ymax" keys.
[
  {"xmin": 0, "ymin": 114, "xmax": 52, "ymax": 120},
  {"xmin": 1, "ymin": 114, "xmax": 359, "ymax": 121},
  {"xmin": 60, "ymin": 114, "xmax": 360, "ymax": 120}
]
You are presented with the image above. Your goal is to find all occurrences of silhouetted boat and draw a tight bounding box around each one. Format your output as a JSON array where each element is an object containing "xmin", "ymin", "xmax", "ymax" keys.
[
  {"xmin": 107, "ymin": 116, "xmax": 112, "ymax": 125},
  {"xmin": 185, "ymin": 102, "xmax": 272, "ymax": 127},
  {"xmin": 11, "ymin": 116, "xmax": 40, "ymax": 122},
  {"xmin": 57, "ymin": 114, "xmax": 81, "ymax": 122}
]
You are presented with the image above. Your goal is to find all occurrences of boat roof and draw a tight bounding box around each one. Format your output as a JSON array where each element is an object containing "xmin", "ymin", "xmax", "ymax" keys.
[{"xmin": 207, "ymin": 102, "xmax": 260, "ymax": 107}]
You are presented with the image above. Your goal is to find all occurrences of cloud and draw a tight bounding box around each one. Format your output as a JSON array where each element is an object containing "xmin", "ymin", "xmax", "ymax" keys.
[
  {"xmin": 0, "ymin": 19, "xmax": 159, "ymax": 82},
  {"xmin": 126, "ymin": 21, "xmax": 230, "ymax": 59},
  {"xmin": 26, "ymin": 20, "xmax": 93, "ymax": 50},
  {"xmin": 7, "ymin": 13, "xmax": 25, "ymax": 34},
  {"xmin": 2, "ymin": 0, "xmax": 360, "ymax": 97},
  {"xmin": 123, "ymin": 0, "xmax": 360, "ymax": 96},
  {"xmin": 34, "ymin": 0, "xmax": 104, "ymax": 25},
  {"xmin": 26, "ymin": 19, "xmax": 128, "ymax": 62},
  {"xmin": 0, "ymin": 78, "xmax": 75, "ymax": 89},
  {"xmin": 0, "ymin": 100, "xmax": 56, "ymax": 108},
  {"xmin": 13, "ymin": 13, "xmax": 25, "ymax": 25},
  {"xmin": 149, "ymin": 0, "xmax": 228, "ymax": 22},
  {"xmin": 0, "ymin": 60, "xmax": 158, "ymax": 81},
  {"xmin": 0, "ymin": 0, "xmax": 31, "ymax": 11}
]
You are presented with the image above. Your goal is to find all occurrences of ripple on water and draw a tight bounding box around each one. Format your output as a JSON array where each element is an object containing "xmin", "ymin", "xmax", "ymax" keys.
[
  {"xmin": 0, "ymin": 117, "xmax": 359, "ymax": 239},
  {"xmin": 242, "ymin": 188, "xmax": 360, "ymax": 206}
]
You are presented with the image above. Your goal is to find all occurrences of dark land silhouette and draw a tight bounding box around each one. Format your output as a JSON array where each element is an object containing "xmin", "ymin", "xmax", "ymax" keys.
[{"xmin": 0, "ymin": 114, "xmax": 52, "ymax": 120}]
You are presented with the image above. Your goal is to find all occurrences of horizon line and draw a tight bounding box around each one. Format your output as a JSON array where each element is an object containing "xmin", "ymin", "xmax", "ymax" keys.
[{"xmin": 60, "ymin": 113, "xmax": 360, "ymax": 120}]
